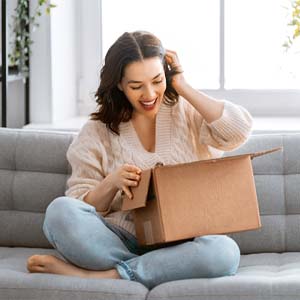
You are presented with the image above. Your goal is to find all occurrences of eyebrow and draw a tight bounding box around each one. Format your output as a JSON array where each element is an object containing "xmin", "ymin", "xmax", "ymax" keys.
[{"xmin": 127, "ymin": 73, "xmax": 162, "ymax": 84}]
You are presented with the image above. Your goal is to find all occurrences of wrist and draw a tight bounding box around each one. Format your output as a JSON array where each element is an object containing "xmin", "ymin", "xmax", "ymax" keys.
[
  {"xmin": 175, "ymin": 81, "xmax": 193, "ymax": 98},
  {"xmin": 104, "ymin": 173, "xmax": 119, "ymax": 193}
]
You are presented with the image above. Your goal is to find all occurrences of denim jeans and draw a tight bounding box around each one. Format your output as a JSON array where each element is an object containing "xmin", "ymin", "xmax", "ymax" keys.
[{"xmin": 42, "ymin": 196, "xmax": 240, "ymax": 289}]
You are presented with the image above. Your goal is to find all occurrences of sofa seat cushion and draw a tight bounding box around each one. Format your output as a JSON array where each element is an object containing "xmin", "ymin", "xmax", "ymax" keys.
[
  {"xmin": 0, "ymin": 247, "xmax": 148, "ymax": 300},
  {"xmin": 147, "ymin": 252, "xmax": 300, "ymax": 300}
]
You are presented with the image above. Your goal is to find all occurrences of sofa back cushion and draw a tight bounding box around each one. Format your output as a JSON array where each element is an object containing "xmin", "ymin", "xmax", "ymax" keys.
[
  {"xmin": 0, "ymin": 128, "xmax": 75, "ymax": 248},
  {"xmin": 227, "ymin": 133, "xmax": 300, "ymax": 253}
]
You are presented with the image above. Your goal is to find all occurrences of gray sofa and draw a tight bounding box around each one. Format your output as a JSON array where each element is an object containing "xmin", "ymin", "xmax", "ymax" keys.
[{"xmin": 1, "ymin": 127, "xmax": 300, "ymax": 300}]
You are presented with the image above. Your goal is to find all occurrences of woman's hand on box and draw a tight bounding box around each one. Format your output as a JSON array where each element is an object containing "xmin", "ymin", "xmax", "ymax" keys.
[{"xmin": 109, "ymin": 164, "xmax": 141, "ymax": 199}]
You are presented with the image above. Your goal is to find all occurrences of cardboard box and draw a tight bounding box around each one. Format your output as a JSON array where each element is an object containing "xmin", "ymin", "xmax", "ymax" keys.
[{"xmin": 122, "ymin": 147, "xmax": 282, "ymax": 246}]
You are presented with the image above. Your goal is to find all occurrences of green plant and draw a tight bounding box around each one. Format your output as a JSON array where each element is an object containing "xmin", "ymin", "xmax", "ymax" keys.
[
  {"xmin": 8, "ymin": 0, "xmax": 56, "ymax": 74},
  {"xmin": 283, "ymin": 0, "xmax": 300, "ymax": 50}
]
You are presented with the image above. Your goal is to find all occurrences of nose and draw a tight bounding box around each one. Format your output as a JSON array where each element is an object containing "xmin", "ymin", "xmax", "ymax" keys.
[{"xmin": 143, "ymin": 85, "xmax": 157, "ymax": 100}]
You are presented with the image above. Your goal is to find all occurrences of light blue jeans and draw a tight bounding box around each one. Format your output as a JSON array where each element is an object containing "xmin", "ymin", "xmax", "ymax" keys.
[{"xmin": 43, "ymin": 196, "xmax": 240, "ymax": 288}]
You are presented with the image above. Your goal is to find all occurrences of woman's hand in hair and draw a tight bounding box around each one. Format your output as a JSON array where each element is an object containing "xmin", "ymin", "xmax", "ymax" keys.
[
  {"xmin": 108, "ymin": 164, "xmax": 142, "ymax": 199},
  {"xmin": 165, "ymin": 49, "xmax": 187, "ymax": 95}
]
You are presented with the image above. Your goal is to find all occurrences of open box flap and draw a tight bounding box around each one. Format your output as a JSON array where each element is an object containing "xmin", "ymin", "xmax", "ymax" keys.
[
  {"xmin": 121, "ymin": 168, "xmax": 152, "ymax": 211},
  {"xmin": 198, "ymin": 146, "xmax": 283, "ymax": 164},
  {"xmin": 249, "ymin": 146, "xmax": 283, "ymax": 159},
  {"xmin": 152, "ymin": 147, "xmax": 283, "ymax": 170}
]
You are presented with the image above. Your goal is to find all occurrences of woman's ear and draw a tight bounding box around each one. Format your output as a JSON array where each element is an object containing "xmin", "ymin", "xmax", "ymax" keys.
[{"xmin": 117, "ymin": 83, "xmax": 123, "ymax": 91}]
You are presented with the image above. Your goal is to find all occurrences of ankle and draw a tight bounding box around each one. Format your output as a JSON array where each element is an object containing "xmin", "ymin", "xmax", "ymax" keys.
[{"xmin": 106, "ymin": 268, "xmax": 121, "ymax": 279}]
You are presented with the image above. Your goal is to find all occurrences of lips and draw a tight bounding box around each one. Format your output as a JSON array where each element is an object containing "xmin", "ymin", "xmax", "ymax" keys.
[
  {"xmin": 140, "ymin": 98, "xmax": 157, "ymax": 106},
  {"xmin": 139, "ymin": 98, "xmax": 158, "ymax": 111}
]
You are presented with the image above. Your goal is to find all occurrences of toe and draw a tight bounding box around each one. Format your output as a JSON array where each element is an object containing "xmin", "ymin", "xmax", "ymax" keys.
[
  {"xmin": 27, "ymin": 255, "xmax": 45, "ymax": 269},
  {"xmin": 28, "ymin": 255, "xmax": 40, "ymax": 263},
  {"xmin": 28, "ymin": 264, "xmax": 45, "ymax": 273},
  {"xmin": 27, "ymin": 257, "xmax": 43, "ymax": 273}
]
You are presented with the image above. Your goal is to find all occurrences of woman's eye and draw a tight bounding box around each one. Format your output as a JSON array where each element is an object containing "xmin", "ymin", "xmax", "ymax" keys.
[
  {"xmin": 130, "ymin": 80, "xmax": 163, "ymax": 90},
  {"xmin": 154, "ymin": 80, "xmax": 163, "ymax": 84}
]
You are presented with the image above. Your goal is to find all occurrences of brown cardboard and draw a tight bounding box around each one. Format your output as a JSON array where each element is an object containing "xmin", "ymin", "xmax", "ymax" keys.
[{"xmin": 122, "ymin": 147, "xmax": 283, "ymax": 246}]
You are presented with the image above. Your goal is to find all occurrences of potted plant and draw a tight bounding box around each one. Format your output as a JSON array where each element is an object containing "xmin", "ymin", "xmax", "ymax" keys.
[
  {"xmin": 283, "ymin": 0, "xmax": 300, "ymax": 51},
  {"xmin": 8, "ymin": 0, "xmax": 56, "ymax": 75}
]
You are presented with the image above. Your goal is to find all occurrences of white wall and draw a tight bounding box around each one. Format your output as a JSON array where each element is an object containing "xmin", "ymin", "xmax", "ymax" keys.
[
  {"xmin": 77, "ymin": 0, "xmax": 102, "ymax": 116},
  {"xmin": 30, "ymin": 0, "xmax": 78, "ymax": 124},
  {"xmin": 30, "ymin": 0, "xmax": 52, "ymax": 123},
  {"xmin": 29, "ymin": 0, "xmax": 101, "ymax": 123},
  {"xmin": 50, "ymin": 0, "xmax": 77, "ymax": 122}
]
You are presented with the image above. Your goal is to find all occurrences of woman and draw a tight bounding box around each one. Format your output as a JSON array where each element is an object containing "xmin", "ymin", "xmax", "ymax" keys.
[{"xmin": 27, "ymin": 31, "xmax": 253, "ymax": 288}]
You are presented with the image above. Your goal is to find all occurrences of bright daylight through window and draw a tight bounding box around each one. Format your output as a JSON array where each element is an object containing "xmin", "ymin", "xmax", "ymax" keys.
[
  {"xmin": 102, "ymin": 0, "xmax": 300, "ymax": 90},
  {"xmin": 102, "ymin": 0, "xmax": 219, "ymax": 89},
  {"xmin": 101, "ymin": 0, "xmax": 300, "ymax": 117}
]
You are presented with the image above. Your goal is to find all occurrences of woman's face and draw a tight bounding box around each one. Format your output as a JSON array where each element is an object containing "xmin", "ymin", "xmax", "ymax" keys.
[{"xmin": 118, "ymin": 57, "xmax": 167, "ymax": 119}]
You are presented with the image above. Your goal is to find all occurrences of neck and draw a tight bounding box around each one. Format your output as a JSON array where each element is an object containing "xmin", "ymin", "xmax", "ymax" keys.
[{"xmin": 132, "ymin": 112, "xmax": 156, "ymax": 126}]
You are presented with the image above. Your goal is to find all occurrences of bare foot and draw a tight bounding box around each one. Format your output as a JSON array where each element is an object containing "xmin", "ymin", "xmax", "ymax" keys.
[{"xmin": 27, "ymin": 255, "xmax": 121, "ymax": 279}]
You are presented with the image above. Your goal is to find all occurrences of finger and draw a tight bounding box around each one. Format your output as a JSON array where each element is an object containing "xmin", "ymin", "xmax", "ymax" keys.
[
  {"xmin": 165, "ymin": 49, "xmax": 177, "ymax": 54},
  {"xmin": 165, "ymin": 55, "xmax": 173, "ymax": 63},
  {"xmin": 171, "ymin": 65, "xmax": 184, "ymax": 73},
  {"xmin": 165, "ymin": 53, "xmax": 175, "ymax": 60},
  {"xmin": 165, "ymin": 51, "xmax": 178, "ymax": 61},
  {"xmin": 165, "ymin": 53, "xmax": 180, "ymax": 67},
  {"xmin": 124, "ymin": 179, "xmax": 139, "ymax": 187},
  {"xmin": 125, "ymin": 172, "xmax": 141, "ymax": 181},
  {"xmin": 123, "ymin": 164, "xmax": 142, "ymax": 174},
  {"xmin": 122, "ymin": 186, "xmax": 132, "ymax": 199}
]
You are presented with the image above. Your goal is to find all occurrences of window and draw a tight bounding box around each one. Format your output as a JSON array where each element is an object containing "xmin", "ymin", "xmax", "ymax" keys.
[
  {"xmin": 102, "ymin": 0, "xmax": 220, "ymax": 89},
  {"xmin": 101, "ymin": 0, "xmax": 300, "ymax": 116},
  {"xmin": 225, "ymin": 0, "xmax": 300, "ymax": 89}
]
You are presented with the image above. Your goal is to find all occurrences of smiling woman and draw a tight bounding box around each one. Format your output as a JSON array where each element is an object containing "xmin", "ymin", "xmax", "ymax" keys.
[{"xmin": 27, "ymin": 30, "xmax": 253, "ymax": 289}]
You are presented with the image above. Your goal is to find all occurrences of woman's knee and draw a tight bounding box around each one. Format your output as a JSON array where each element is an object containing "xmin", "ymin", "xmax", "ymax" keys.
[
  {"xmin": 216, "ymin": 235, "xmax": 240, "ymax": 275},
  {"xmin": 194, "ymin": 235, "xmax": 240, "ymax": 277},
  {"xmin": 43, "ymin": 196, "xmax": 93, "ymax": 235}
]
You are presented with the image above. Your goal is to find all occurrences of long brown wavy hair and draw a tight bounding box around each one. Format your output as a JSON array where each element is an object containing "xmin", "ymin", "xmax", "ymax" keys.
[{"xmin": 90, "ymin": 31, "xmax": 181, "ymax": 135}]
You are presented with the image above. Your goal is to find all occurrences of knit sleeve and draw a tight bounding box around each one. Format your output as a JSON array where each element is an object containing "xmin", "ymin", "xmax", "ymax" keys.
[
  {"xmin": 65, "ymin": 120, "xmax": 110, "ymax": 214},
  {"xmin": 183, "ymin": 98, "xmax": 253, "ymax": 151}
]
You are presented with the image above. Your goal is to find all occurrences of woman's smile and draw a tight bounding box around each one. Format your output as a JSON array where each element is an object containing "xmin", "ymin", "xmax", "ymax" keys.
[{"xmin": 139, "ymin": 97, "xmax": 158, "ymax": 110}]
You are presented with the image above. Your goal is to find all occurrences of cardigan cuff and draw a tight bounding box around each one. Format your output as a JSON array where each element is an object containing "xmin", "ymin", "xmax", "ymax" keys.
[{"xmin": 207, "ymin": 100, "xmax": 253, "ymax": 142}]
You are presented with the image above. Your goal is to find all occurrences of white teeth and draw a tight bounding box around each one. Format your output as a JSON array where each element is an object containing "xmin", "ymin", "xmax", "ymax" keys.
[{"xmin": 141, "ymin": 99, "xmax": 156, "ymax": 106}]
